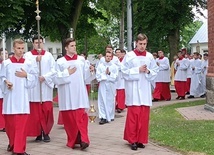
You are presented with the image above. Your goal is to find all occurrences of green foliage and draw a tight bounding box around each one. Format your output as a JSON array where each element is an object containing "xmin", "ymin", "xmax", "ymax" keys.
[
  {"xmin": 132, "ymin": 0, "xmax": 207, "ymax": 55},
  {"xmin": 0, "ymin": 0, "xmax": 31, "ymax": 35},
  {"xmin": 180, "ymin": 20, "xmax": 203, "ymax": 49},
  {"xmin": 150, "ymin": 100, "xmax": 214, "ymax": 155}
]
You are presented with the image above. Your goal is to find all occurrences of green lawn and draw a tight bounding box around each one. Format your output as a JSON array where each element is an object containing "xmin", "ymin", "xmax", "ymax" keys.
[{"xmin": 150, "ymin": 100, "xmax": 214, "ymax": 155}]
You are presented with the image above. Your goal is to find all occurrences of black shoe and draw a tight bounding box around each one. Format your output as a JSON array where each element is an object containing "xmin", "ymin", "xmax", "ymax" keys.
[
  {"xmin": 187, "ymin": 95, "xmax": 194, "ymax": 99},
  {"xmin": 43, "ymin": 134, "xmax": 50, "ymax": 142},
  {"xmin": 131, "ymin": 143, "xmax": 138, "ymax": 150},
  {"xmin": 80, "ymin": 142, "xmax": 89, "ymax": 150},
  {"xmin": 99, "ymin": 119, "xmax": 108, "ymax": 125},
  {"xmin": 111, "ymin": 119, "xmax": 114, "ymax": 121},
  {"xmin": 186, "ymin": 92, "xmax": 190, "ymax": 95},
  {"xmin": 179, "ymin": 96, "xmax": 185, "ymax": 100},
  {"xmin": 35, "ymin": 134, "xmax": 42, "ymax": 142},
  {"xmin": 0, "ymin": 128, "xmax": 5, "ymax": 132},
  {"xmin": 137, "ymin": 143, "xmax": 145, "ymax": 148},
  {"xmin": 176, "ymin": 96, "xmax": 180, "ymax": 100},
  {"xmin": 116, "ymin": 109, "xmax": 122, "ymax": 113},
  {"xmin": 152, "ymin": 99, "xmax": 158, "ymax": 102},
  {"xmin": 200, "ymin": 94, "xmax": 206, "ymax": 98},
  {"xmin": 7, "ymin": 144, "xmax": 13, "ymax": 152}
]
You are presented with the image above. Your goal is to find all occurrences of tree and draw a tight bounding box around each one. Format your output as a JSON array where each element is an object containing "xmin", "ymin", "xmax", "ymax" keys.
[
  {"xmin": 133, "ymin": 0, "xmax": 207, "ymax": 61},
  {"xmin": 0, "ymin": 0, "xmax": 31, "ymax": 35}
]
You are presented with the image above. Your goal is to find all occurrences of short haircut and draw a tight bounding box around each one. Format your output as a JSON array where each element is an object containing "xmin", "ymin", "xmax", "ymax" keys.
[
  {"xmin": 121, "ymin": 49, "xmax": 126, "ymax": 53},
  {"xmin": 0, "ymin": 48, "xmax": 7, "ymax": 52},
  {"xmin": 204, "ymin": 53, "xmax": 208, "ymax": 57},
  {"xmin": 152, "ymin": 52, "xmax": 157, "ymax": 56},
  {"xmin": 64, "ymin": 38, "xmax": 75, "ymax": 47},
  {"xmin": 105, "ymin": 45, "xmax": 113, "ymax": 50},
  {"xmin": 135, "ymin": 33, "xmax": 148, "ymax": 42},
  {"xmin": 105, "ymin": 51, "xmax": 112, "ymax": 56},
  {"xmin": 193, "ymin": 52, "xmax": 200, "ymax": 56},
  {"xmin": 32, "ymin": 35, "xmax": 44, "ymax": 43},
  {"xmin": 115, "ymin": 48, "xmax": 121, "ymax": 52},
  {"xmin": 13, "ymin": 39, "xmax": 25, "ymax": 47}
]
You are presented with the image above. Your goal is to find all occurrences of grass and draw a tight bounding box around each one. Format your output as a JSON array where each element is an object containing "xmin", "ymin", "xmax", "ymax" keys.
[{"xmin": 150, "ymin": 100, "xmax": 214, "ymax": 155}]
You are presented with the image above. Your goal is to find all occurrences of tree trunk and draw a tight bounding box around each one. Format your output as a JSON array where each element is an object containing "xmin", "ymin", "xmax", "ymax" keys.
[
  {"xmin": 61, "ymin": 0, "xmax": 84, "ymax": 55},
  {"xmin": 70, "ymin": 0, "xmax": 84, "ymax": 38},
  {"xmin": 119, "ymin": 0, "xmax": 125, "ymax": 49},
  {"xmin": 168, "ymin": 29, "xmax": 180, "ymax": 63}
]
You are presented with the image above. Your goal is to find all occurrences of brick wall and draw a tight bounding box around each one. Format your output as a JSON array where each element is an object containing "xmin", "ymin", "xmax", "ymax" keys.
[{"xmin": 208, "ymin": 0, "xmax": 214, "ymax": 77}]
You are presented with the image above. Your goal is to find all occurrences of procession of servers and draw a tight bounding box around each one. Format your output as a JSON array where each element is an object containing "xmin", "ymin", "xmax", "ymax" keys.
[{"xmin": 0, "ymin": 33, "xmax": 208, "ymax": 155}]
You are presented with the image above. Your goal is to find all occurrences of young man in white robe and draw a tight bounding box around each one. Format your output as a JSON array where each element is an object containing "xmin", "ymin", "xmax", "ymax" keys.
[
  {"xmin": 53, "ymin": 38, "xmax": 94, "ymax": 150},
  {"xmin": 188, "ymin": 52, "xmax": 203, "ymax": 98},
  {"xmin": 96, "ymin": 51, "xmax": 119, "ymax": 124},
  {"xmin": 200, "ymin": 53, "xmax": 208, "ymax": 97},
  {"xmin": 0, "ymin": 39, "xmax": 38, "ymax": 155},
  {"xmin": 174, "ymin": 51, "xmax": 189, "ymax": 100},
  {"xmin": 24, "ymin": 35, "xmax": 56, "ymax": 142},
  {"xmin": 115, "ymin": 49, "xmax": 126, "ymax": 113},
  {"xmin": 0, "ymin": 48, "xmax": 8, "ymax": 132},
  {"xmin": 97, "ymin": 45, "xmax": 120, "ymax": 120},
  {"xmin": 185, "ymin": 54, "xmax": 193, "ymax": 95},
  {"xmin": 121, "ymin": 34, "xmax": 159, "ymax": 151},
  {"xmin": 152, "ymin": 50, "xmax": 171, "ymax": 101}
]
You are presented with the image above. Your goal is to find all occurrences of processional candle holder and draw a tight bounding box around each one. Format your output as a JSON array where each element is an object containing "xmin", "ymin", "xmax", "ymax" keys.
[{"xmin": 88, "ymin": 71, "xmax": 97, "ymax": 123}]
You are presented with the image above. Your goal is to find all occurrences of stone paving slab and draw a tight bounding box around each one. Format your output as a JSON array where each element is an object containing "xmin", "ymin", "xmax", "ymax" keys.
[
  {"xmin": 176, "ymin": 105, "xmax": 214, "ymax": 120},
  {"xmin": 0, "ymin": 92, "xmax": 206, "ymax": 155}
]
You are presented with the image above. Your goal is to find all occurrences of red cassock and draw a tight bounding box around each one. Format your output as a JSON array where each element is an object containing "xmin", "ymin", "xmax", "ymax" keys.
[
  {"xmin": 186, "ymin": 78, "xmax": 191, "ymax": 93},
  {"xmin": 174, "ymin": 81, "xmax": 186, "ymax": 97},
  {"xmin": 61, "ymin": 109, "xmax": 90, "ymax": 148},
  {"xmin": 86, "ymin": 84, "xmax": 91, "ymax": 96},
  {"xmin": 5, "ymin": 114, "xmax": 28, "ymax": 153},
  {"xmin": 153, "ymin": 82, "xmax": 171, "ymax": 100},
  {"xmin": 115, "ymin": 89, "xmax": 126, "ymax": 110},
  {"xmin": 27, "ymin": 101, "xmax": 54, "ymax": 136},
  {"xmin": 53, "ymin": 94, "xmax": 64, "ymax": 125},
  {"xmin": 124, "ymin": 106, "xmax": 150, "ymax": 144},
  {"xmin": 0, "ymin": 98, "xmax": 5, "ymax": 129}
]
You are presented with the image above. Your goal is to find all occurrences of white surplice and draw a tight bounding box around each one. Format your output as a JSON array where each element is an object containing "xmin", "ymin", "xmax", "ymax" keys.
[
  {"xmin": 0, "ymin": 59, "xmax": 38, "ymax": 114},
  {"xmin": 24, "ymin": 51, "xmax": 56, "ymax": 102},
  {"xmin": 187, "ymin": 59, "xmax": 193, "ymax": 78},
  {"xmin": 201, "ymin": 59, "xmax": 208, "ymax": 95},
  {"xmin": 121, "ymin": 51, "xmax": 159, "ymax": 107},
  {"xmin": 53, "ymin": 56, "xmax": 91, "ymax": 111},
  {"xmin": 174, "ymin": 58, "xmax": 189, "ymax": 81},
  {"xmin": 96, "ymin": 61, "xmax": 118, "ymax": 121},
  {"xmin": 189, "ymin": 58, "xmax": 203, "ymax": 97},
  {"xmin": 154, "ymin": 57, "xmax": 170, "ymax": 83},
  {"xmin": 84, "ymin": 59, "xmax": 95, "ymax": 85}
]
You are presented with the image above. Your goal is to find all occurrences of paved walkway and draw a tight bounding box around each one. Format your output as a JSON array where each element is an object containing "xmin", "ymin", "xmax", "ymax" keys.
[{"xmin": 0, "ymin": 93, "xmax": 207, "ymax": 155}]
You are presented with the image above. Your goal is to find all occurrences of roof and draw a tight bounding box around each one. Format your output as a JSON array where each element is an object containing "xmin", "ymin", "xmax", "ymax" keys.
[{"xmin": 189, "ymin": 20, "xmax": 208, "ymax": 44}]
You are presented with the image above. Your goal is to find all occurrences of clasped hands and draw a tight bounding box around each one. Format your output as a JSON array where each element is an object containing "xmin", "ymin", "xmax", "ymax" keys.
[{"xmin": 139, "ymin": 64, "xmax": 150, "ymax": 74}]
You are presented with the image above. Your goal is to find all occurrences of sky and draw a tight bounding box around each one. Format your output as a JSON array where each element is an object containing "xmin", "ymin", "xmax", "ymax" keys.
[{"xmin": 193, "ymin": 8, "xmax": 207, "ymax": 22}]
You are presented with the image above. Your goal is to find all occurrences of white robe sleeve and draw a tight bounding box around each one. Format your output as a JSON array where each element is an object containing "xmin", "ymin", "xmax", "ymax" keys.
[
  {"xmin": 145, "ymin": 57, "xmax": 159, "ymax": 81},
  {"xmin": 179, "ymin": 59, "xmax": 189, "ymax": 70},
  {"xmin": 42, "ymin": 54, "xmax": 56, "ymax": 88},
  {"xmin": 53, "ymin": 60, "xmax": 71, "ymax": 86},
  {"xmin": 107, "ymin": 65, "xmax": 118, "ymax": 82},
  {"xmin": 25, "ymin": 60, "xmax": 39, "ymax": 89},
  {"xmin": 0, "ymin": 61, "xmax": 8, "ymax": 94},
  {"xmin": 194, "ymin": 60, "xmax": 202, "ymax": 74},
  {"xmin": 84, "ymin": 60, "xmax": 95, "ymax": 83},
  {"xmin": 96, "ymin": 64, "xmax": 107, "ymax": 82},
  {"xmin": 159, "ymin": 58, "xmax": 169, "ymax": 70},
  {"xmin": 121, "ymin": 56, "xmax": 140, "ymax": 81}
]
